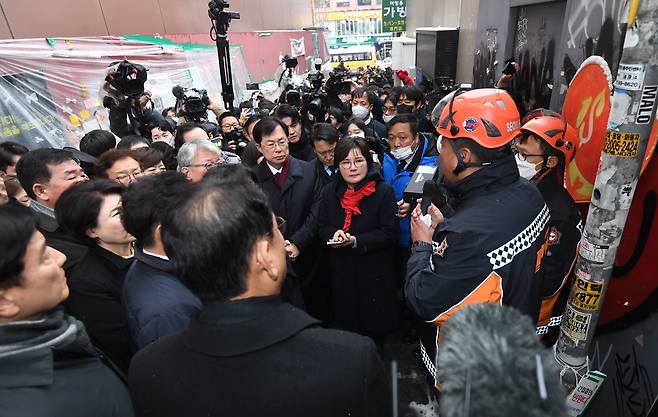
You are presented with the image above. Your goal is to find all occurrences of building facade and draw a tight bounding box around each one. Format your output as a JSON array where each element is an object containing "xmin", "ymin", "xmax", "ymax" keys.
[
  {"xmin": 0, "ymin": 0, "xmax": 314, "ymax": 39},
  {"xmin": 312, "ymin": 0, "xmax": 384, "ymax": 39}
]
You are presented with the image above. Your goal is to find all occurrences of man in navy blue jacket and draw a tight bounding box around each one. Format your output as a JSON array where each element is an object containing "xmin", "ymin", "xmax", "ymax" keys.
[{"xmin": 121, "ymin": 172, "xmax": 201, "ymax": 350}]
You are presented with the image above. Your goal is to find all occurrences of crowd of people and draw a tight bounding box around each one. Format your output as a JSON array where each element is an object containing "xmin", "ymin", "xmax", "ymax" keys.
[{"xmin": 0, "ymin": 66, "xmax": 582, "ymax": 417}]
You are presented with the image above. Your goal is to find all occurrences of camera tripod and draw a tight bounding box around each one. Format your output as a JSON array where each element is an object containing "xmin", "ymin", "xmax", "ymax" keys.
[{"xmin": 208, "ymin": 0, "xmax": 240, "ymax": 112}]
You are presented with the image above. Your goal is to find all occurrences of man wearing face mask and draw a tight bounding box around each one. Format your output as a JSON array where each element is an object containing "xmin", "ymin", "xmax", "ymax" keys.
[
  {"xmin": 516, "ymin": 110, "xmax": 582, "ymax": 345},
  {"xmin": 351, "ymin": 88, "xmax": 387, "ymax": 139},
  {"xmin": 396, "ymin": 86, "xmax": 435, "ymax": 134},
  {"xmin": 382, "ymin": 113, "xmax": 439, "ymax": 281},
  {"xmin": 405, "ymin": 89, "xmax": 548, "ymax": 386}
]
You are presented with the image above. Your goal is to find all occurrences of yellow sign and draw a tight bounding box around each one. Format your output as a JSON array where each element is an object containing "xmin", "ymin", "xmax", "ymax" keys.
[
  {"xmin": 603, "ymin": 131, "xmax": 641, "ymax": 157},
  {"xmin": 570, "ymin": 276, "xmax": 604, "ymax": 311},
  {"xmin": 323, "ymin": 10, "xmax": 382, "ymax": 21}
]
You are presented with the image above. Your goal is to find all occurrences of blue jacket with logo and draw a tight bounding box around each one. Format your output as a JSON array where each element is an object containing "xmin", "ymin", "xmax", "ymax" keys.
[{"xmin": 382, "ymin": 134, "xmax": 439, "ymax": 247}]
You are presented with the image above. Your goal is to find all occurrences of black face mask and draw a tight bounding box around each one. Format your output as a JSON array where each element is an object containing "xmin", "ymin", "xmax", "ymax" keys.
[{"xmin": 397, "ymin": 104, "xmax": 414, "ymax": 114}]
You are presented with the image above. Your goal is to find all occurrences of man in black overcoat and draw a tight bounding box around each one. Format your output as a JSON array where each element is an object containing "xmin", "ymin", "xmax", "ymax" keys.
[{"xmin": 128, "ymin": 181, "xmax": 391, "ymax": 417}]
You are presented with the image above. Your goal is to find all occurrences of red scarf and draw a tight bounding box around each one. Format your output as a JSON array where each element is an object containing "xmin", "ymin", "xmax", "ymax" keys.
[{"xmin": 340, "ymin": 180, "xmax": 376, "ymax": 231}]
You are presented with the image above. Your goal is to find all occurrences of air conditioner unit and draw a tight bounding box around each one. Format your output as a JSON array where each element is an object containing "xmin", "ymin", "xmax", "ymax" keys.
[{"xmin": 415, "ymin": 26, "xmax": 459, "ymax": 86}]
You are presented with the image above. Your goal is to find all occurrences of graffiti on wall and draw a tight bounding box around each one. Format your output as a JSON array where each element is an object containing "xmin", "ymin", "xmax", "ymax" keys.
[
  {"xmin": 511, "ymin": 2, "xmax": 565, "ymax": 113},
  {"xmin": 558, "ymin": 0, "xmax": 625, "ymax": 99},
  {"xmin": 473, "ymin": 28, "xmax": 498, "ymax": 89},
  {"xmin": 589, "ymin": 331, "xmax": 658, "ymax": 417},
  {"xmin": 613, "ymin": 344, "xmax": 655, "ymax": 417}
]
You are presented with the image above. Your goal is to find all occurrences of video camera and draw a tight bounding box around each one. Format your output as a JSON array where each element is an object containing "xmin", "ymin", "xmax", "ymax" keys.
[
  {"xmin": 173, "ymin": 86, "xmax": 211, "ymax": 122},
  {"xmin": 105, "ymin": 60, "xmax": 148, "ymax": 99},
  {"xmin": 325, "ymin": 62, "xmax": 353, "ymax": 96}
]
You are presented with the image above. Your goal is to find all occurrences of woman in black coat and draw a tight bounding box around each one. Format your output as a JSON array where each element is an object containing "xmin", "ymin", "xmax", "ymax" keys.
[
  {"xmin": 56, "ymin": 179, "xmax": 136, "ymax": 373},
  {"xmin": 318, "ymin": 137, "xmax": 401, "ymax": 341}
]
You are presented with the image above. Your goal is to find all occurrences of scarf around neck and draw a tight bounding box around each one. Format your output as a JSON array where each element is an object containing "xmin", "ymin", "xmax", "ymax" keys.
[
  {"xmin": 340, "ymin": 180, "xmax": 376, "ymax": 231},
  {"xmin": 0, "ymin": 308, "xmax": 93, "ymax": 359}
]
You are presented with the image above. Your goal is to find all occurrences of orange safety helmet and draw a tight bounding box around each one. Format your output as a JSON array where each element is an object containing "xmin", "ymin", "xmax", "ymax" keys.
[
  {"xmin": 435, "ymin": 88, "xmax": 521, "ymax": 148},
  {"xmin": 520, "ymin": 109, "xmax": 578, "ymax": 162}
]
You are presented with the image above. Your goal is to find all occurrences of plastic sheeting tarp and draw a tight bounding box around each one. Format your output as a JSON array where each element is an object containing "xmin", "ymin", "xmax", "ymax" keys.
[{"xmin": 0, "ymin": 36, "xmax": 249, "ymax": 149}]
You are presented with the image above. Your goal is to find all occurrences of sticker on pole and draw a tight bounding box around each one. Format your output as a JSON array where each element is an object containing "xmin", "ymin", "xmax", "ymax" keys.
[
  {"xmin": 579, "ymin": 238, "xmax": 608, "ymax": 264},
  {"xmin": 614, "ymin": 63, "xmax": 645, "ymax": 91},
  {"xmin": 602, "ymin": 131, "xmax": 640, "ymax": 157},
  {"xmin": 618, "ymin": 181, "xmax": 637, "ymax": 210},
  {"xmin": 635, "ymin": 85, "xmax": 657, "ymax": 124},
  {"xmin": 566, "ymin": 370, "xmax": 607, "ymax": 417},
  {"xmin": 563, "ymin": 304, "xmax": 592, "ymax": 342},
  {"xmin": 570, "ymin": 275, "xmax": 604, "ymax": 311}
]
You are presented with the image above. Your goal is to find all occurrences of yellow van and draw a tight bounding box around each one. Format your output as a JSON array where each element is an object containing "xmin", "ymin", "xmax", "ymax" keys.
[{"xmin": 329, "ymin": 45, "xmax": 377, "ymax": 70}]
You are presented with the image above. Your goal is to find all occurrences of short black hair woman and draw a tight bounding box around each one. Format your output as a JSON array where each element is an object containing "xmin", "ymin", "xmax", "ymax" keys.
[
  {"xmin": 55, "ymin": 179, "xmax": 136, "ymax": 373},
  {"xmin": 317, "ymin": 136, "xmax": 400, "ymax": 343}
]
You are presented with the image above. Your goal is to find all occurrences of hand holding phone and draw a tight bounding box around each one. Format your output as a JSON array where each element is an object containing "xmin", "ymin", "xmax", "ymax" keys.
[{"xmin": 502, "ymin": 61, "xmax": 517, "ymax": 76}]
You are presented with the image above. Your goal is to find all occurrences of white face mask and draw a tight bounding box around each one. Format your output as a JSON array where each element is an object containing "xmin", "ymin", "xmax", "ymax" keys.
[
  {"xmin": 351, "ymin": 105, "xmax": 370, "ymax": 121},
  {"xmin": 382, "ymin": 114, "xmax": 395, "ymax": 123},
  {"xmin": 515, "ymin": 154, "xmax": 542, "ymax": 180},
  {"xmin": 350, "ymin": 131, "xmax": 366, "ymax": 138},
  {"xmin": 391, "ymin": 146, "xmax": 414, "ymax": 161}
]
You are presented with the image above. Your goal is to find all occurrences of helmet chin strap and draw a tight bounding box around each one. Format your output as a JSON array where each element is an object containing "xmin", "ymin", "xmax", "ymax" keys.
[
  {"xmin": 447, "ymin": 139, "xmax": 492, "ymax": 176},
  {"xmin": 531, "ymin": 156, "xmax": 552, "ymax": 182}
]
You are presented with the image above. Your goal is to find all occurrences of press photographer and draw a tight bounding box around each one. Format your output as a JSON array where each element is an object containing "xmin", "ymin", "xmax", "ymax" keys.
[
  {"xmin": 217, "ymin": 111, "xmax": 248, "ymax": 154},
  {"xmin": 172, "ymin": 85, "xmax": 222, "ymax": 137},
  {"xmin": 103, "ymin": 60, "xmax": 168, "ymax": 138}
]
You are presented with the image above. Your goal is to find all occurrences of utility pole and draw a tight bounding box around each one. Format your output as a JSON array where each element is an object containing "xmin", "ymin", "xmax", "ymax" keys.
[{"xmin": 555, "ymin": 0, "xmax": 658, "ymax": 387}]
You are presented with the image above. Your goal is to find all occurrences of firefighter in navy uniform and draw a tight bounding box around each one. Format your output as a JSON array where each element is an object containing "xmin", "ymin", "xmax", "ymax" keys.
[
  {"xmin": 405, "ymin": 89, "xmax": 550, "ymax": 386},
  {"xmin": 516, "ymin": 109, "xmax": 582, "ymax": 345}
]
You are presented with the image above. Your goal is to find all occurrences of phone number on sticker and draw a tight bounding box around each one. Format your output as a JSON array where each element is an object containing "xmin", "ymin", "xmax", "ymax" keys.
[
  {"xmin": 570, "ymin": 277, "xmax": 604, "ymax": 311},
  {"xmin": 603, "ymin": 131, "xmax": 640, "ymax": 157},
  {"xmin": 563, "ymin": 305, "xmax": 591, "ymax": 342}
]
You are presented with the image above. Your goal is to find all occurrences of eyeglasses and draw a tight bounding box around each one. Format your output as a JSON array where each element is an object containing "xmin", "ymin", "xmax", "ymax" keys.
[
  {"xmin": 513, "ymin": 147, "xmax": 544, "ymax": 162},
  {"xmin": 221, "ymin": 123, "xmax": 240, "ymax": 130},
  {"xmin": 383, "ymin": 106, "xmax": 397, "ymax": 114},
  {"xmin": 261, "ymin": 140, "xmax": 288, "ymax": 151},
  {"xmin": 115, "ymin": 171, "xmax": 142, "ymax": 185},
  {"xmin": 187, "ymin": 160, "xmax": 222, "ymax": 170},
  {"xmin": 339, "ymin": 158, "xmax": 367, "ymax": 169}
]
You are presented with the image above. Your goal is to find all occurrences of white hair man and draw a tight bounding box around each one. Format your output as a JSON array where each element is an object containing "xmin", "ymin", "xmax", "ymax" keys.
[{"xmin": 177, "ymin": 140, "xmax": 239, "ymax": 183}]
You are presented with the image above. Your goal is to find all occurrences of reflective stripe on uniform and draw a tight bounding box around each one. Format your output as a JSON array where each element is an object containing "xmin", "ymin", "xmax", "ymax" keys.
[
  {"xmin": 536, "ymin": 315, "xmax": 563, "ymax": 335},
  {"xmin": 487, "ymin": 204, "xmax": 550, "ymax": 270}
]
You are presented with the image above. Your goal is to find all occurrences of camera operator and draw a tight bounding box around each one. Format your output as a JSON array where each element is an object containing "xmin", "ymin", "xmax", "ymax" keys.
[
  {"xmin": 217, "ymin": 111, "xmax": 248, "ymax": 154},
  {"xmin": 325, "ymin": 63, "xmax": 356, "ymax": 112},
  {"xmin": 103, "ymin": 60, "xmax": 168, "ymax": 139},
  {"xmin": 172, "ymin": 86, "xmax": 224, "ymax": 138}
]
